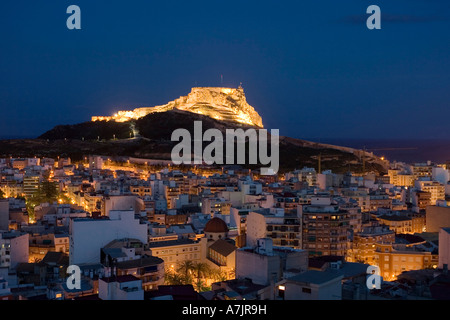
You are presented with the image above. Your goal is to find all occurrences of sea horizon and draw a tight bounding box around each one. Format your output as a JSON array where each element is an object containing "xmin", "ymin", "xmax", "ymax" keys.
[{"xmin": 305, "ymin": 137, "xmax": 450, "ymax": 164}]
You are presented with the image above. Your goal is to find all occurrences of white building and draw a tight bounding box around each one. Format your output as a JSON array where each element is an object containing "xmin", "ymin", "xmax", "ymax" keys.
[
  {"xmin": 39, "ymin": 204, "xmax": 88, "ymax": 227},
  {"xmin": 150, "ymin": 180, "xmax": 165, "ymax": 198},
  {"xmin": 98, "ymin": 275, "xmax": 144, "ymax": 300},
  {"xmin": 89, "ymin": 156, "xmax": 103, "ymax": 170},
  {"xmin": 171, "ymin": 193, "xmax": 189, "ymax": 210},
  {"xmin": 236, "ymin": 238, "xmax": 308, "ymax": 286},
  {"xmin": 245, "ymin": 208, "xmax": 301, "ymax": 249},
  {"xmin": 102, "ymin": 195, "xmax": 144, "ymax": 216},
  {"xmin": 238, "ymin": 178, "xmax": 262, "ymax": 195},
  {"xmin": 69, "ymin": 210, "xmax": 148, "ymax": 265},
  {"xmin": 202, "ymin": 198, "xmax": 233, "ymax": 224},
  {"xmin": 432, "ymin": 167, "xmax": 449, "ymax": 185},
  {"xmin": 0, "ymin": 231, "xmax": 29, "ymax": 269}
]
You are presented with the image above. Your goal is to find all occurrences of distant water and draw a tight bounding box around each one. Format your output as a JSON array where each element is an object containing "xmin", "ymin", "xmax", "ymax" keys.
[{"xmin": 308, "ymin": 138, "xmax": 450, "ymax": 164}]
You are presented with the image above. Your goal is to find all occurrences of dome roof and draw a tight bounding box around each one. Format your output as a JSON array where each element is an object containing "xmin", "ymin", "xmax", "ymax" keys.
[{"xmin": 204, "ymin": 217, "xmax": 229, "ymax": 233}]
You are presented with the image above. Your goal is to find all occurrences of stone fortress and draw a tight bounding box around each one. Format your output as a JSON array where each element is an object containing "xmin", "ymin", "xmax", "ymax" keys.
[{"xmin": 92, "ymin": 86, "xmax": 264, "ymax": 128}]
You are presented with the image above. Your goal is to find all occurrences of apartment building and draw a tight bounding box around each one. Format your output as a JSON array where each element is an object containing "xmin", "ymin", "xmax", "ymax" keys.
[{"xmin": 299, "ymin": 197, "xmax": 350, "ymax": 257}]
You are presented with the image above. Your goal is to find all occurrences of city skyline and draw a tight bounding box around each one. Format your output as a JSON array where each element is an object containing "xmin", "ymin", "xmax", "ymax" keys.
[
  {"xmin": 1, "ymin": 0, "xmax": 450, "ymax": 140},
  {"xmin": 2, "ymin": 0, "xmax": 450, "ymax": 306}
]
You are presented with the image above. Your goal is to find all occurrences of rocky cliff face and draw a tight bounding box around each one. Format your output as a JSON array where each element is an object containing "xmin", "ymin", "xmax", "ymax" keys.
[{"xmin": 92, "ymin": 86, "xmax": 264, "ymax": 128}]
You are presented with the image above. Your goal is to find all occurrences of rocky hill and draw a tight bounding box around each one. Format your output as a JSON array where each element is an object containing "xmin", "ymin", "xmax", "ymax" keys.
[
  {"xmin": 91, "ymin": 86, "xmax": 264, "ymax": 128},
  {"xmin": 0, "ymin": 109, "xmax": 388, "ymax": 175},
  {"xmin": 1, "ymin": 86, "xmax": 389, "ymax": 174}
]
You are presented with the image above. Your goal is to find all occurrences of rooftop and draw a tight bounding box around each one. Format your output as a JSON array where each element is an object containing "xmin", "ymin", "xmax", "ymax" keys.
[
  {"xmin": 41, "ymin": 251, "xmax": 69, "ymax": 266},
  {"xmin": 287, "ymin": 270, "xmax": 343, "ymax": 285},
  {"xmin": 218, "ymin": 278, "xmax": 267, "ymax": 296},
  {"xmin": 396, "ymin": 233, "xmax": 426, "ymax": 244},
  {"xmin": 147, "ymin": 238, "xmax": 198, "ymax": 248},
  {"xmin": 208, "ymin": 239, "xmax": 236, "ymax": 257},
  {"xmin": 100, "ymin": 275, "xmax": 140, "ymax": 283},
  {"xmin": 378, "ymin": 214, "xmax": 411, "ymax": 221},
  {"xmin": 116, "ymin": 255, "xmax": 164, "ymax": 269}
]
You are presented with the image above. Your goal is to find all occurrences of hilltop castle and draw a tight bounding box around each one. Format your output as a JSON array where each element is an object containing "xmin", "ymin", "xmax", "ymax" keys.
[{"xmin": 91, "ymin": 86, "xmax": 264, "ymax": 128}]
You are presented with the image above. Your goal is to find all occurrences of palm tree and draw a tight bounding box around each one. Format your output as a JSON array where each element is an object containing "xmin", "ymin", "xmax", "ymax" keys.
[
  {"xmin": 176, "ymin": 260, "xmax": 195, "ymax": 284},
  {"xmin": 212, "ymin": 269, "xmax": 229, "ymax": 282},
  {"xmin": 164, "ymin": 270, "xmax": 186, "ymax": 285},
  {"xmin": 192, "ymin": 262, "xmax": 212, "ymax": 292}
]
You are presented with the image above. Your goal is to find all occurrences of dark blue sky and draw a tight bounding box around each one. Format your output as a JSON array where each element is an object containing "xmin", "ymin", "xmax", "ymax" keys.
[{"xmin": 1, "ymin": 0, "xmax": 449, "ymax": 140}]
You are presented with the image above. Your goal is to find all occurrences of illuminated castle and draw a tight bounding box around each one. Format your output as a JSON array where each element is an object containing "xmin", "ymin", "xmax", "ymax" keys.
[{"xmin": 91, "ymin": 86, "xmax": 264, "ymax": 128}]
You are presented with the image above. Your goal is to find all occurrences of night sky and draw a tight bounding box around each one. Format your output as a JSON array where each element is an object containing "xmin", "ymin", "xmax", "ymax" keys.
[{"xmin": 1, "ymin": 0, "xmax": 449, "ymax": 140}]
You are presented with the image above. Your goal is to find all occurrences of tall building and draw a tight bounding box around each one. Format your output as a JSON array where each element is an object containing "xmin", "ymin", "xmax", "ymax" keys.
[
  {"xmin": 246, "ymin": 207, "xmax": 301, "ymax": 249},
  {"xmin": 23, "ymin": 174, "xmax": 41, "ymax": 198},
  {"xmin": 411, "ymin": 163, "xmax": 433, "ymax": 180},
  {"xmin": 299, "ymin": 197, "xmax": 350, "ymax": 257},
  {"xmin": 164, "ymin": 182, "xmax": 182, "ymax": 210},
  {"xmin": 416, "ymin": 181, "xmax": 445, "ymax": 205}
]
